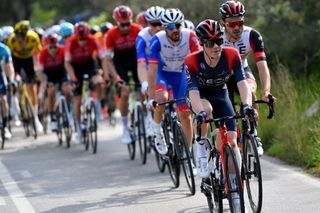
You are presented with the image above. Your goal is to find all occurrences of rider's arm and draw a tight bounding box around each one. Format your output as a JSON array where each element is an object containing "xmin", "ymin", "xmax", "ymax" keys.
[
  {"xmin": 250, "ymin": 29, "xmax": 272, "ymax": 100},
  {"xmin": 64, "ymin": 42, "xmax": 77, "ymax": 81},
  {"xmin": 1, "ymin": 44, "xmax": 14, "ymax": 81},
  {"xmin": 147, "ymin": 36, "xmax": 161, "ymax": 100},
  {"xmin": 136, "ymin": 35, "xmax": 148, "ymax": 83}
]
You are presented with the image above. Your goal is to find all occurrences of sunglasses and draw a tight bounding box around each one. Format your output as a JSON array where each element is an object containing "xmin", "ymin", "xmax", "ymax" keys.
[
  {"xmin": 48, "ymin": 45, "xmax": 57, "ymax": 49},
  {"xmin": 202, "ymin": 38, "xmax": 223, "ymax": 47},
  {"xmin": 166, "ymin": 23, "xmax": 182, "ymax": 31},
  {"xmin": 149, "ymin": 22, "xmax": 162, "ymax": 27},
  {"xmin": 119, "ymin": 22, "xmax": 131, "ymax": 27},
  {"xmin": 79, "ymin": 38, "xmax": 88, "ymax": 42},
  {"xmin": 225, "ymin": 20, "xmax": 244, "ymax": 28}
]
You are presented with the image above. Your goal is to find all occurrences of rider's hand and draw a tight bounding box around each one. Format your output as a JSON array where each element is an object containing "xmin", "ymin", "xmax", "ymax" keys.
[
  {"xmin": 196, "ymin": 111, "xmax": 207, "ymax": 123},
  {"xmin": 141, "ymin": 81, "xmax": 148, "ymax": 95},
  {"xmin": 147, "ymin": 99, "xmax": 156, "ymax": 111},
  {"xmin": 243, "ymin": 104, "xmax": 257, "ymax": 119},
  {"xmin": 263, "ymin": 92, "xmax": 277, "ymax": 108}
]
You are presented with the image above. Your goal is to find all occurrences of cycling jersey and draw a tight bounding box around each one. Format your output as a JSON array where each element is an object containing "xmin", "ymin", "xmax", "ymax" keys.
[
  {"xmin": 223, "ymin": 26, "xmax": 266, "ymax": 69},
  {"xmin": 185, "ymin": 47, "xmax": 246, "ymax": 131},
  {"xmin": 0, "ymin": 43, "xmax": 12, "ymax": 94},
  {"xmin": 65, "ymin": 35, "xmax": 104, "ymax": 63},
  {"xmin": 105, "ymin": 23, "xmax": 142, "ymax": 65},
  {"xmin": 148, "ymin": 28, "xmax": 200, "ymax": 110},
  {"xmin": 7, "ymin": 30, "xmax": 42, "ymax": 59},
  {"xmin": 39, "ymin": 45, "xmax": 67, "ymax": 84},
  {"xmin": 136, "ymin": 27, "xmax": 153, "ymax": 64}
]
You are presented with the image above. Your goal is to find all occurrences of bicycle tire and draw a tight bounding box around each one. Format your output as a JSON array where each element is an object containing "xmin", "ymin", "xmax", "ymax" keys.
[
  {"xmin": 174, "ymin": 122, "xmax": 195, "ymax": 195},
  {"xmin": 0, "ymin": 101, "xmax": 5, "ymax": 149},
  {"xmin": 20, "ymin": 100, "xmax": 30, "ymax": 137},
  {"xmin": 55, "ymin": 106, "xmax": 63, "ymax": 146},
  {"xmin": 88, "ymin": 101, "xmax": 98, "ymax": 154},
  {"xmin": 155, "ymin": 148, "xmax": 166, "ymax": 173},
  {"xmin": 136, "ymin": 105, "xmax": 147, "ymax": 164},
  {"xmin": 26, "ymin": 97, "xmax": 37, "ymax": 139},
  {"xmin": 224, "ymin": 144, "xmax": 245, "ymax": 213},
  {"xmin": 243, "ymin": 134, "xmax": 263, "ymax": 213},
  {"xmin": 127, "ymin": 109, "xmax": 135, "ymax": 160},
  {"xmin": 60, "ymin": 98, "xmax": 72, "ymax": 148}
]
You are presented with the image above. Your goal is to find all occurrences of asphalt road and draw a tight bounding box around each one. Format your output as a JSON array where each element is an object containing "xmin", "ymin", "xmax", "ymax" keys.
[{"xmin": 0, "ymin": 118, "xmax": 320, "ymax": 213}]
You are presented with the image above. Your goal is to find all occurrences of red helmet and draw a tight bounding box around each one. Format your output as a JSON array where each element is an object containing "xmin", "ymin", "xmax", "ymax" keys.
[
  {"xmin": 44, "ymin": 33, "xmax": 58, "ymax": 46},
  {"xmin": 136, "ymin": 11, "xmax": 147, "ymax": 27},
  {"xmin": 220, "ymin": 1, "xmax": 245, "ymax": 20},
  {"xmin": 195, "ymin": 19, "xmax": 223, "ymax": 42},
  {"xmin": 113, "ymin": 5, "xmax": 133, "ymax": 22},
  {"xmin": 74, "ymin": 22, "xmax": 90, "ymax": 39}
]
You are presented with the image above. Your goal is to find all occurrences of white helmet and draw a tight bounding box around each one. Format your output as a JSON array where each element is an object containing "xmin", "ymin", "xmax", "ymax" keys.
[
  {"xmin": 183, "ymin": 20, "xmax": 195, "ymax": 30},
  {"xmin": 1, "ymin": 26, "xmax": 14, "ymax": 40},
  {"xmin": 160, "ymin": 8, "xmax": 184, "ymax": 26},
  {"xmin": 145, "ymin": 6, "xmax": 164, "ymax": 22}
]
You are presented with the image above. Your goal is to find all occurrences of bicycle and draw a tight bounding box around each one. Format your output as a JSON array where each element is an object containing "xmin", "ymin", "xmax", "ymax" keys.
[
  {"xmin": 80, "ymin": 74, "xmax": 98, "ymax": 154},
  {"xmin": 197, "ymin": 114, "xmax": 245, "ymax": 213},
  {"xmin": 53, "ymin": 84, "xmax": 73, "ymax": 148},
  {"xmin": 126, "ymin": 82, "xmax": 148, "ymax": 164},
  {"xmin": 154, "ymin": 98, "xmax": 196, "ymax": 195},
  {"xmin": 19, "ymin": 82, "xmax": 37, "ymax": 139},
  {"xmin": 234, "ymin": 94, "xmax": 275, "ymax": 213}
]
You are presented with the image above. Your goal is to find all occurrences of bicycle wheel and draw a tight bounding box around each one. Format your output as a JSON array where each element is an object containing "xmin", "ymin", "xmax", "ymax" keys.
[
  {"xmin": 224, "ymin": 144, "xmax": 245, "ymax": 213},
  {"xmin": 88, "ymin": 101, "xmax": 97, "ymax": 154},
  {"xmin": 60, "ymin": 98, "xmax": 72, "ymax": 148},
  {"xmin": 25, "ymin": 97, "xmax": 37, "ymax": 139},
  {"xmin": 20, "ymin": 100, "xmax": 30, "ymax": 137},
  {"xmin": 55, "ymin": 107, "xmax": 63, "ymax": 146},
  {"xmin": 39, "ymin": 97, "xmax": 48, "ymax": 135},
  {"xmin": 243, "ymin": 134, "xmax": 263, "ymax": 213},
  {"xmin": 127, "ymin": 110, "xmax": 135, "ymax": 160},
  {"xmin": 174, "ymin": 122, "xmax": 195, "ymax": 195},
  {"xmin": 0, "ymin": 102, "xmax": 5, "ymax": 149},
  {"xmin": 136, "ymin": 105, "xmax": 147, "ymax": 164}
]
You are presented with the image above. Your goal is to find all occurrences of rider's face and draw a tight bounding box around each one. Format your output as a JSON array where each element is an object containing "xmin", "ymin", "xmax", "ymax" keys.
[
  {"xmin": 223, "ymin": 16, "xmax": 244, "ymax": 40},
  {"xmin": 165, "ymin": 23, "xmax": 182, "ymax": 42}
]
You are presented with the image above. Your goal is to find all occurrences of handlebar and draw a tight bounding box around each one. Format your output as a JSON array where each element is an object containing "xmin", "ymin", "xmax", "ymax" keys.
[{"xmin": 152, "ymin": 98, "xmax": 186, "ymax": 108}]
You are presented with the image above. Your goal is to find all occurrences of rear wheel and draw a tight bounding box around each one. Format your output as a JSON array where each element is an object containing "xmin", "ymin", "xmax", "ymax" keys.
[
  {"xmin": 0, "ymin": 101, "xmax": 5, "ymax": 149},
  {"xmin": 127, "ymin": 110, "xmax": 135, "ymax": 160},
  {"xmin": 174, "ymin": 122, "xmax": 195, "ymax": 195},
  {"xmin": 224, "ymin": 144, "xmax": 245, "ymax": 213},
  {"xmin": 26, "ymin": 97, "xmax": 37, "ymax": 139},
  {"xmin": 243, "ymin": 134, "xmax": 263, "ymax": 213},
  {"xmin": 136, "ymin": 105, "xmax": 147, "ymax": 164}
]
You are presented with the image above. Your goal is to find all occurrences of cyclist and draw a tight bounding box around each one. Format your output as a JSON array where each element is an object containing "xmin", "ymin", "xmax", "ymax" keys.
[
  {"xmin": 7, "ymin": 20, "xmax": 43, "ymax": 133},
  {"xmin": 220, "ymin": 0, "xmax": 276, "ymax": 155},
  {"xmin": 1, "ymin": 26, "xmax": 14, "ymax": 44},
  {"xmin": 64, "ymin": 22, "xmax": 105, "ymax": 144},
  {"xmin": 103, "ymin": 5, "xmax": 142, "ymax": 144},
  {"xmin": 183, "ymin": 19, "xmax": 195, "ymax": 31},
  {"xmin": 0, "ymin": 42, "xmax": 15, "ymax": 139},
  {"xmin": 185, "ymin": 20, "xmax": 253, "ymax": 210},
  {"xmin": 147, "ymin": 8, "xmax": 200, "ymax": 158},
  {"xmin": 136, "ymin": 11, "xmax": 148, "ymax": 28},
  {"xmin": 39, "ymin": 33, "xmax": 71, "ymax": 131},
  {"xmin": 59, "ymin": 22, "xmax": 74, "ymax": 45},
  {"xmin": 136, "ymin": 6, "xmax": 164, "ymax": 136}
]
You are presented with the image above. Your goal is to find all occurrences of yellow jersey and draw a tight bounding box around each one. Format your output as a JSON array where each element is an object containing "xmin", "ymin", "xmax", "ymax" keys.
[{"xmin": 7, "ymin": 30, "xmax": 42, "ymax": 59}]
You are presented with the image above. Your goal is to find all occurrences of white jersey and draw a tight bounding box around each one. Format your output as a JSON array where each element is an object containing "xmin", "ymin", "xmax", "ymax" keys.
[{"xmin": 136, "ymin": 27, "xmax": 154, "ymax": 62}]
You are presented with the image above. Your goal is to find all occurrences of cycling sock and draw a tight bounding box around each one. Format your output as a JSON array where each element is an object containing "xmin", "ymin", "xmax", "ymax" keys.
[
  {"xmin": 122, "ymin": 116, "xmax": 128, "ymax": 130},
  {"xmin": 49, "ymin": 112, "xmax": 55, "ymax": 121},
  {"xmin": 34, "ymin": 104, "xmax": 39, "ymax": 115},
  {"xmin": 3, "ymin": 117, "xmax": 7, "ymax": 128},
  {"xmin": 151, "ymin": 120, "xmax": 161, "ymax": 133},
  {"xmin": 76, "ymin": 122, "xmax": 81, "ymax": 134}
]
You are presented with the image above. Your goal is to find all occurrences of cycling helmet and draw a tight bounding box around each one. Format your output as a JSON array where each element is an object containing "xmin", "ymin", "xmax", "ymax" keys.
[
  {"xmin": 1, "ymin": 26, "xmax": 14, "ymax": 40},
  {"xmin": 160, "ymin": 8, "xmax": 184, "ymax": 26},
  {"xmin": 14, "ymin": 20, "xmax": 30, "ymax": 36},
  {"xmin": 219, "ymin": 1, "xmax": 245, "ymax": 20},
  {"xmin": 74, "ymin": 22, "xmax": 90, "ymax": 39},
  {"xmin": 59, "ymin": 22, "xmax": 74, "ymax": 37},
  {"xmin": 113, "ymin": 5, "xmax": 133, "ymax": 22},
  {"xmin": 145, "ymin": 6, "xmax": 164, "ymax": 22},
  {"xmin": 44, "ymin": 33, "xmax": 59, "ymax": 46},
  {"xmin": 100, "ymin": 22, "xmax": 113, "ymax": 34},
  {"xmin": 136, "ymin": 11, "xmax": 147, "ymax": 26},
  {"xmin": 183, "ymin": 19, "xmax": 195, "ymax": 30},
  {"xmin": 195, "ymin": 19, "xmax": 223, "ymax": 42},
  {"xmin": 90, "ymin": 25, "xmax": 100, "ymax": 35}
]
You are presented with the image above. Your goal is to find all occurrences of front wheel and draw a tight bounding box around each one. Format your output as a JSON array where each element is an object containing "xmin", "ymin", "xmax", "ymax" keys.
[
  {"xmin": 243, "ymin": 134, "xmax": 263, "ymax": 213},
  {"xmin": 136, "ymin": 105, "xmax": 147, "ymax": 164},
  {"xmin": 88, "ymin": 101, "xmax": 98, "ymax": 154},
  {"xmin": 224, "ymin": 144, "xmax": 245, "ymax": 213}
]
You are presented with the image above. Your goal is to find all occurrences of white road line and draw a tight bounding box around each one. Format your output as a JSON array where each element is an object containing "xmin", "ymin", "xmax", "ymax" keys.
[
  {"xmin": 0, "ymin": 196, "xmax": 6, "ymax": 206},
  {"xmin": 19, "ymin": 170, "xmax": 32, "ymax": 179},
  {"xmin": 0, "ymin": 161, "xmax": 36, "ymax": 213}
]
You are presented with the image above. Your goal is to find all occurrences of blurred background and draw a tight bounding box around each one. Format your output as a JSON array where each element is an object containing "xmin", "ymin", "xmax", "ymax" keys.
[{"xmin": 1, "ymin": 0, "xmax": 320, "ymax": 174}]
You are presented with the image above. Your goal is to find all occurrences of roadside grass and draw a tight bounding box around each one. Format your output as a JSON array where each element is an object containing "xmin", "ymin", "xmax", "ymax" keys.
[{"xmin": 257, "ymin": 64, "xmax": 320, "ymax": 175}]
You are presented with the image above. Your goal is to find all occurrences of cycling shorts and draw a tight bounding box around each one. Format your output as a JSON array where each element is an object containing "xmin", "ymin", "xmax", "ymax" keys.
[
  {"xmin": 200, "ymin": 88, "xmax": 236, "ymax": 131},
  {"xmin": 156, "ymin": 70, "xmax": 189, "ymax": 112},
  {"xmin": 12, "ymin": 56, "xmax": 36, "ymax": 83},
  {"xmin": 114, "ymin": 60, "xmax": 139, "ymax": 85},
  {"xmin": 44, "ymin": 67, "xmax": 68, "ymax": 84}
]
